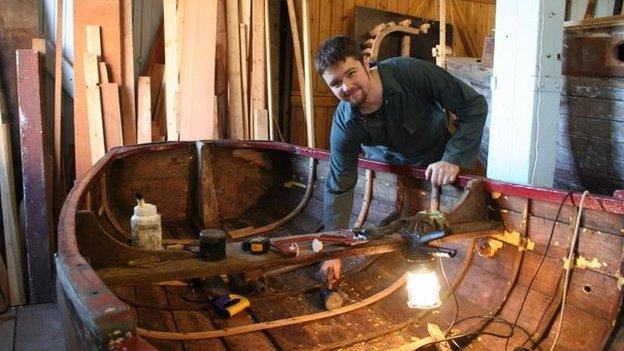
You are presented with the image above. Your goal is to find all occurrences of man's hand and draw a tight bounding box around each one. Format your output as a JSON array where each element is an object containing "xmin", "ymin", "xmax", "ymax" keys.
[
  {"xmin": 425, "ymin": 161, "xmax": 459, "ymax": 186},
  {"xmin": 317, "ymin": 259, "xmax": 342, "ymax": 282}
]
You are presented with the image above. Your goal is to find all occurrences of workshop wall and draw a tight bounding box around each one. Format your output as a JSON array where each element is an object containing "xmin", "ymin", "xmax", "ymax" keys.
[{"xmin": 288, "ymin": 0, "xmax": 496, "ymax": 149}]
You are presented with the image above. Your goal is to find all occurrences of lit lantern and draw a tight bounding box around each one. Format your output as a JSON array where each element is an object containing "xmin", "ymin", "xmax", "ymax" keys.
[{"xmin": 405, "ymin": 258, "xmax": 442, "ymax": 309}]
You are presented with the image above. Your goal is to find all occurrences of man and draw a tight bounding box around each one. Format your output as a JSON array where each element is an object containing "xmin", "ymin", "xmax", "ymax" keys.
[{"xmin": 315, "ymin": 36, "xmax": 487, "ymax": 279}]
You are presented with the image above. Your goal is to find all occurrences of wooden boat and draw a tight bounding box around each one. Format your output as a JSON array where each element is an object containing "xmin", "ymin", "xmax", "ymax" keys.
[{"xmin": 56, "ymin": 140, "xmax": 624, "ymax": 350}]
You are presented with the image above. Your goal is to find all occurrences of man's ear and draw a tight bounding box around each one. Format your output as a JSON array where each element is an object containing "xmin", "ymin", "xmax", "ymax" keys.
[{"xmin": 363, "ymin": 56, "xmax": 370, "ymax": 70}]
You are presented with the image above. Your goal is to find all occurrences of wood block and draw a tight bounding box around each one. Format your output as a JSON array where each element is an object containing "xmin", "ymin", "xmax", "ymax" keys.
[
  {"xmin": 137, "ymin": 76, "xmax": 152, "ymax": 144},
  {"xmin": 195, "ymin": 141, "xmax": 220, "ymax": 228},
  {"xmin": 73, "ymin": 0, "xmax": 122, "ymax": 179},
  {"xmin": 16, "ymin": 50, "xmax": 54, "ymax": 303},
  {"xmin": 100, "ymin": 83, "xmax": 123, "ymax": 150}
]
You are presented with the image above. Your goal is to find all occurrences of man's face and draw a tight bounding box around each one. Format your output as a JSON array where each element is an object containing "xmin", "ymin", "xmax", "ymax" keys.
[{"xmin": 322, "ymin": 57, "xmax": 370, "ymax": 106}]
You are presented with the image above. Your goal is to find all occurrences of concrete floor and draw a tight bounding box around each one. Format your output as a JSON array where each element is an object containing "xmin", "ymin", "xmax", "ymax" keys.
[{"xmin": 0, "ymin": 303, "xmax": 65, "ymax": 351}]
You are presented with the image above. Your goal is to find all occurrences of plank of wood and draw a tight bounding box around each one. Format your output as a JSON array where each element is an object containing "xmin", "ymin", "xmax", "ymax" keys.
[
  {"xmin": 99, "ymin": 62, "xmax": 109, "ymax": 83},
  {"xmin": 215, "ymin": 0, "xmax": 227, "ymax": 140},
  {"xmin": 100, "ymin": 83, "xmax": 124, "ymax": 150},
  {"xmin": 239, "ymin": 23, "xmax": 250, "ymax": 139},
  {"xmin": 85, "ymin": 85, "xmax": 106, "ymax": 162},
  {"xmin": 225, "ymin": 0, "xmax": 245, "ymax": 139},
  {"xmin": 31, "ymin": 38, "xmax": 46, "ymax": 54},
  {"xmin": 148, "ymin": 63, "xmax": 165, "ymax": 113},
  {"xmin": 153, "ymin": 66, "xmax": 167, "ymax": 140},
  {"xmin": 163, "ymin": 0, "xmax": 181, "ymax": 141},
  {"xmin": 301, "ymin": 0, "xmax": 315, "ymax": 148},
  {"xmin": 16, "ymin": 50, "xmax": 54, "ymax": 303},
  {"xmin": 120, "ymin": 0, "xmax": 136, "ymax": 145},
  {"xmin": 178, "ymin": 0, "xmax": 218, "ymax": 141},
  {"xmin": 264, "ymin": 0, "xmax": 274, "ymax": 140},
  {"xmin": 137, "ymin": 76, "xmax": 152, "ymax": 144},
  {"xmin": 52, "ymin": 0, "xmax": 65, "ymax": 225},
  {"xmin": 83, "ymin": 52, "xmax": 100, "ymax": 85},
  {"xmin": 142, "ymin": 20, "xmax": 165, "ymax": 76},
  {"xmin": 252, "ymin": 108, "xmax": 269, "ymax": 140},
  {"xmin": 73, "ymin": 0, "xmax": 122, "ymax": 179},
  {"xmin": 250, "ymin": 0, "xmax": 266, "ymax": 127},
  {"xmin": 0, "ymin": 121, "xmax": 24, "ymax": 305},
  {"xmin": 85, "ymin": 25, "xmax": 102, "ymax": 56},
  {"xmin": 195, "ymin": 141, "xmax": 220, "ymax": 228}
]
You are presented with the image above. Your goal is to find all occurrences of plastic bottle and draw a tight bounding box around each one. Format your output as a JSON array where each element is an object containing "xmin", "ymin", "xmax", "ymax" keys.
[{"xmin": 131, "ymin": 193, "xmax": 162, "ymax": 250}]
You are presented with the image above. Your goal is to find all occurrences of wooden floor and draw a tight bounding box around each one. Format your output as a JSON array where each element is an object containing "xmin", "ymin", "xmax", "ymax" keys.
[{"xmin": 0, "ymin": 303, "xmax": 65, "ymax": 351}]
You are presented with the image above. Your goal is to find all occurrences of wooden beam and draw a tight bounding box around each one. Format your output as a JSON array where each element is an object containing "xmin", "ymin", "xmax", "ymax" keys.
[
  {"xmin": 178, "ymin": 0, "xmax": 218, "ymax": 141},
  {"xmin": 120, "ymin": 0, "xmax": 136, "ymax": 145},
  {"xmin": 0, "ymin": 83, "xmax": 25, "ymax": 306},
  {"xmin": 16, "ymin": 50, "xmax": 54, "ymax": 303},
  {"xmin": 98, "ymin": 62, "xmax": 109, "ymax": 83},
  {"xmin": 100, "ymin": 83, "xmax": 123, "ymax": 150},
  {"xmin": 136, "ymin": 76, "xmax": 152, "ymax": 144},
  {"xmin": 226, "ymin": 0, "xmax": 245, "ymax": 139}
]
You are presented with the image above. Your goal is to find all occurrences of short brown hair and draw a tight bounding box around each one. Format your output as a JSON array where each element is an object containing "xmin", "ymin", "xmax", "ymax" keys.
[{"xmin": 315, "ymin": 35, "xmax": 364, "ymax": 75}]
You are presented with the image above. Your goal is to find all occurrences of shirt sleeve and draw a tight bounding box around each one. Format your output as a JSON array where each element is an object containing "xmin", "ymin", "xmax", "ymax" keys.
[
  {"xmin": 406, "ymin": 59, "xmax": 488, "ymax": 169},
  {"xmin": 323, "ymin": 106, "xmax": 362, "ymax": 231}
]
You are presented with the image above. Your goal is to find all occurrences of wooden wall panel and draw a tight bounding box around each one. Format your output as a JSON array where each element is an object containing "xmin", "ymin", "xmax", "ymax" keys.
[{"xmin": 289, "ymin": 0, "xmax": 496, "ymax": 149}]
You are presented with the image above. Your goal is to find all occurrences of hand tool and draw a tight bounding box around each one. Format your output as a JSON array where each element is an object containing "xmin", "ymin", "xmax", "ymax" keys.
[
  {"xmin": 271, "ymin": 231, "xmax": 368, "ymax": 257},
  {"xmin": 241, "ymin": 236, "xmax": 271, "ymax": 254}
]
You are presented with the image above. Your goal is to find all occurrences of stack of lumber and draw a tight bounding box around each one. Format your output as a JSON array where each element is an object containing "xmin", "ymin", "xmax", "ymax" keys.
[{"xmin": 73, "ymin": 0, "xmax": 281, "ymax": 182}]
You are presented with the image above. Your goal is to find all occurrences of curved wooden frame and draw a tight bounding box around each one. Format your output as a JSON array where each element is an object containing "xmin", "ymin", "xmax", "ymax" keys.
[
  {"xmin": 370, "ymin": 26, "xmax": 423, "ymax": 61},
  {"xmin": 136, "ymin": 273, "xmax": 407, "ymax": 340}
]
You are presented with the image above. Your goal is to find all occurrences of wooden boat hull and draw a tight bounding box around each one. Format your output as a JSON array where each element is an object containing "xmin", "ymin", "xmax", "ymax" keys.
[{"xmin": 56, "ymin": 141, "xmax": 624, "ymax": 350}]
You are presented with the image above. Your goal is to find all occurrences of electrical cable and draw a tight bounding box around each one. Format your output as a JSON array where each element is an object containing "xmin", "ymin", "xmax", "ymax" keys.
[
  {"xmin": 504, "ymin": 191, "xmax": 573, "ymax": 351},
  {"xmin": 549, "ymin": 190, "xmax": 590, "ymax": 350}
]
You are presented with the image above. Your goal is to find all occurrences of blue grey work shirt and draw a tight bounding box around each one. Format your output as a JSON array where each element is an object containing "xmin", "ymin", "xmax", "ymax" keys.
[{"xmin": 323, "ymin": 57, "xmax": 487, "ymax": 231}]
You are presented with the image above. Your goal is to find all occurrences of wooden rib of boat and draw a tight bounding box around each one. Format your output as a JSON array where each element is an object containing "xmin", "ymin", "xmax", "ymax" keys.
[{"xmin": 57, "ymin": 140, "xmax": 624, "ymax": 350}]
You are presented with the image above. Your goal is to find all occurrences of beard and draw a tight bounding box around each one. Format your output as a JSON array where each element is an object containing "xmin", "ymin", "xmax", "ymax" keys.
[{"xmin": 343, "ymin": 87, "xmax": 367, "ymax": 107}]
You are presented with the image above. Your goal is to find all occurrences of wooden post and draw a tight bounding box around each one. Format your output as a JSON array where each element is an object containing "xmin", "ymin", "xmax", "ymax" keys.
[
  {"xmin": 286, "ymin": 0, "xmax": 307, "ymax": 129},
  {"xmin": 239, "ymin": 23, "xmax": 250, "ymax": 139},
  {"xmin": 16, "ymin": 50, "xmax": 54, "ymax": 303},
  {"xmin": 250, "ymin": 0, "xmax": 266, "ymax": 141}
]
